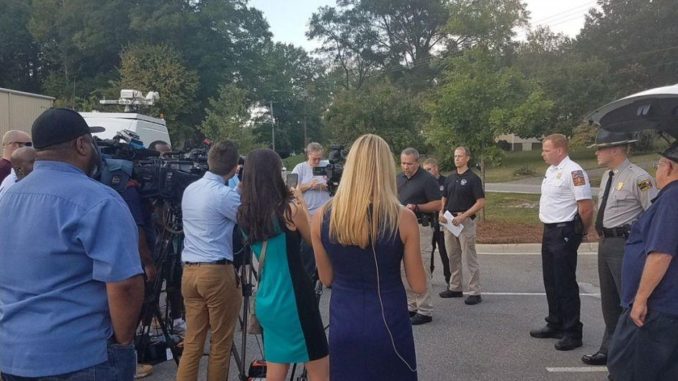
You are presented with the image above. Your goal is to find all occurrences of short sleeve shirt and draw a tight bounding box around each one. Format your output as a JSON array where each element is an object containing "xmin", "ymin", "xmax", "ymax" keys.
[
  {"xmin": 292, "ymin": 161, "xmax": 331, "ymax": 216},
  {"xmin": 443, "ymin": 169, "xmax": 485, "ymax": 219},
  {"xmin": 597, "ymin": 159, "xmax": 657, "ymax": 229},
  {"xmin": 0, "ymin": 161, "xmax": 142, "ymax": 377},
  {"xmin": 539, "ymin": 156, "xmax": 592, "ymax": 224},
  {"xmin": 397, "ymin": 167, "xmax": 442, "ymax": 205},
  {"xmin": 621, "ymin": 180, "xmax": 678, "ymax": 315}
]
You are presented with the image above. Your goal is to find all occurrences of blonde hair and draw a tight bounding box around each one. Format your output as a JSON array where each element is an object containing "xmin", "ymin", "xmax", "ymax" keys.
[{"xmin": 329, "ymin": 134, "xmax": 401, "ymax": 248}]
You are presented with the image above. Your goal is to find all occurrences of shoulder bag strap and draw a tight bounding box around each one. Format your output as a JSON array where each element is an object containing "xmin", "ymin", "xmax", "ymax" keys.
[{"xmin": 257, "ymin": 240, "xmax": 269, "ymax": 280}]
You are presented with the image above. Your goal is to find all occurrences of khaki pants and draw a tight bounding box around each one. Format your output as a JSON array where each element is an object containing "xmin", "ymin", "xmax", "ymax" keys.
[
  {"xmin": 444, "ymin": 218, "xmax": 481, "ymax": 295},
  {"xmin": 401, "ymin": 224, "xmax": 433, "ymax": 316},
  {"xmin": 177, "ymin": 264, "xmax": 242, "ymax": 381}
]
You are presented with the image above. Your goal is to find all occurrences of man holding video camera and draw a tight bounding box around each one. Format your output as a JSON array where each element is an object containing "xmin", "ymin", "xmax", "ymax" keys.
[
  {"xmin": 177, "ymin": 140, "xmax": 242, "ymax": 381},
  {"xmin": 0, "ymin": 108, "xmax": 144, "ymax": 380},
  {"xmin": 397, "ymin": 147, "xmax": 442, "ymax": 325},
  {"xmin": 292, "ymin": 142, "xmax": 331, "ymax": 279}
]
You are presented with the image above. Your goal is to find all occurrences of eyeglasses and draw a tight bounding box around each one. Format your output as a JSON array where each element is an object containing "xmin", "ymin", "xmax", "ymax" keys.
[
  {"xmin": 9, "ymin": 141, "xmax": 32, "ymax": 147},
  {"xmin": 654, "ymin": 160, "xmax": 669, "ymax": 169}
]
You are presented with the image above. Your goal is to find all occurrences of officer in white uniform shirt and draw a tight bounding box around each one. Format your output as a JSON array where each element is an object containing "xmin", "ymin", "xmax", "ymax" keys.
[{"xmin": 530, "ymin": 134, "xmax": 594, "ymax": 351}]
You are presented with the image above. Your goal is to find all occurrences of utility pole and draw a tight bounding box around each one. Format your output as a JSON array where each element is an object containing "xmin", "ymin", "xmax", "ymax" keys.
[{"xmin": 269, "ymin": 100, "xmax": 275, "ymax": 152}]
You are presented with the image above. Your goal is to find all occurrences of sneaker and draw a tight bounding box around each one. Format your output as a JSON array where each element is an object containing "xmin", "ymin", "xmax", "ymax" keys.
[
  {"xmin": 464, "ymin": 295, "xmax": 482, "ymax": 305},
  {"xmin": 135, "ymin": 364, "xmax": 153, "ymax": 379},
  {"xmin": 173, "ymin": 318, "xmax": 186, "ymax": 335},
  {"xmin": 410, "ymin": 313, "xmax": 432, "ymax": 325},
  {"xmin": 439, "ymin": 290, "xmax": 463, "ymax": 298}
]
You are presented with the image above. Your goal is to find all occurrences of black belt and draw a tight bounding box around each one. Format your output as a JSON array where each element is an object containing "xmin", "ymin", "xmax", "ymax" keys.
[
  {"xmin": 544, "ymin": 220, "xmax": 574, "ymax": 228},
  {"xmin": 184, "ymin": 259, "xmax": 232, "ymax": 266},
  {"xmin": 601, "ymin": 225, "xmax": 630, "ymax": 239}
]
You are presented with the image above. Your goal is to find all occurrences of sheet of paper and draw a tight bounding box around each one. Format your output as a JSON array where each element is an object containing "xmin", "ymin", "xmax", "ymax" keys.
[{"xmin": 442, "ymin": 211, "xmax": 463, "ymax": 237}]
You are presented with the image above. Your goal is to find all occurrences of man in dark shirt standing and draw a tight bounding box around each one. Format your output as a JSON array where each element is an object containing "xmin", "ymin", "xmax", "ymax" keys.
[
  {"xmin": 397, "ymin": 148, "xmax": 441, "ymax": 325},
  {"xmin": 423, "ymin": 158, "xmax": 451, "ymax": 286},
  {"xmin": 439, "ymin": 147, "xmax": 485, "ymax": 305}
]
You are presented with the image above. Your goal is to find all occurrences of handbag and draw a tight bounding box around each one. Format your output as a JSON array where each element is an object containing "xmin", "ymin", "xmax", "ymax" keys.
[{"xmin": 247, "ymin": 240, "xmax": 268, "ymax": 335}]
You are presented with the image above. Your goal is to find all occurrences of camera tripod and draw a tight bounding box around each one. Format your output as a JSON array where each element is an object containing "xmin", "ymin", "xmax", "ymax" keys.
[{"xmin": 135, "ymin": 201, "xmax": 185, "ymax": 366}]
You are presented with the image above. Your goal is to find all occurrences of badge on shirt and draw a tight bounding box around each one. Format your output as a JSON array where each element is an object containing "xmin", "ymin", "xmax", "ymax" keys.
[
  {"xmin": 637, "ymin": 179, "xmax": 652, "ymax": 191},
  {"xmin": 556, "ymin": 172, "xmax": 562, "ymax": 179},
  {"xmin": 571, "ymin": 170, "xmax": 586, "ymax": 186},
  {"xmin": 616, "ymin": 182, "xmax": 624, "ymax": 191},
  {"xmin": 460, "ymin": 179, "xmax": 468, "ymax": 186}
]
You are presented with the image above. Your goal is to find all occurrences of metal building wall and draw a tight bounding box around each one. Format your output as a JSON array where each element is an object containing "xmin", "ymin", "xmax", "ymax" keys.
[{"xmin": 0, "ymin": 88, "xmax": 54, "ymax": 138}]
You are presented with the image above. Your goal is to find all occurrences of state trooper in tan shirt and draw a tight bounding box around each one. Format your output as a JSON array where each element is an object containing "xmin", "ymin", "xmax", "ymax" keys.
[{"xmin": 581, "ymin": 130, "xmax": 657, "ymax": 366}]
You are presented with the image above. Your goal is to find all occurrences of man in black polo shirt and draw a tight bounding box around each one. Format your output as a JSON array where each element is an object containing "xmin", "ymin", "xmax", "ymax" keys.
[
  {"xmin": 397, "ymin": 148, "xmax": 442, "ymax": 325},
  {"xmin": 423, "ymin": 158, "xmax": 452, "ymax": 286},
  {"xmin": 439, "ymin": 146, "xmax": 485, "ymax": 305}
]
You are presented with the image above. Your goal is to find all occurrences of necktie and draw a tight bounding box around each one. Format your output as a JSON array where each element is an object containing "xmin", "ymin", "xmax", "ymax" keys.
[{"xmin": 595, "ymin": 170, "xmax": 614, "ymax": 235}]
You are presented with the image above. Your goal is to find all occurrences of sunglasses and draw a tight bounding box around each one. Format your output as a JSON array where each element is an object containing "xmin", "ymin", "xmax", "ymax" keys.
[{"xmin": 10, "ymin": 141, "xmax": 32, "ymax": 147}]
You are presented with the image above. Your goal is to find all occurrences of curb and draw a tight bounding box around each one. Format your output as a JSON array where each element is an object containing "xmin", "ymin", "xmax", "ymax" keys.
[{"xmin": 477, "ymin": 242, "xmax": 598, "ymax": 254}]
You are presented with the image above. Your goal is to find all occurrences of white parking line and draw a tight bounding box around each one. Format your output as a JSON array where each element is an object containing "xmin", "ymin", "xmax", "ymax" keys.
[
  {"xmin": 482, "ymin": 292, "xmax": 600, "ymax": 297},
  {"xmin": 479, "ymin": 252, "xmax": 597, "ymax": 256},
  {"xmin": 546, "ymin": 366, "xmax": 608, "ymax": 373}
]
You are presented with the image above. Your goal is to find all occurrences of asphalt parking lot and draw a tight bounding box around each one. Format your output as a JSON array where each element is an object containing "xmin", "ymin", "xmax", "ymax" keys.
[{"xmin": 147, "ymin": 239, "xmax": 609, "ymax": 380}]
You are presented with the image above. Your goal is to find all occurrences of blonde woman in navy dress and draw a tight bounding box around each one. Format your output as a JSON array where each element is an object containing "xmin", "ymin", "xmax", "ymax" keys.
[{"xmin": 311, "ymin": 134, "xmax": 427, "ymax": 380}]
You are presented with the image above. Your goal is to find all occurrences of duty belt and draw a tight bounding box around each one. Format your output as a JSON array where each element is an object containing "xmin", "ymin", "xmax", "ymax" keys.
[
  {"xmin": 601, "ymin": 225, "xmax": 630, "ymax": 239},
  {"xmin": 184, "ymin": 259, "xmax": 232, "ymax": 266}
]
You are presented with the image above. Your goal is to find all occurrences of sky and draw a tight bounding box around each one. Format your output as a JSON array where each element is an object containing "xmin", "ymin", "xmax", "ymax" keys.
[{"xmin": 249, "ymin": 0, "xmax": 600, "ymax": 52}]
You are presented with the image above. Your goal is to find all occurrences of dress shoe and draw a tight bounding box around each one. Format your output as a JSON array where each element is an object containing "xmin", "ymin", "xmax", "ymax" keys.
[
  {"xmin": 408, "ymin": 310, "xmax": 417, "ymax": 318},
  {"xmin": 410, "ymin": 313, "xmax": 432, "ymax": 325},
  {"xmin": 529, "ymin": 326, "xmax": 563, "ymax": 339},
  {"xmin": 464, "ymin": 295, "xmax": 482, "ymax": 305},
  {"xmin": 581, "ymin": 351, "xmax": 607, "ymax": 365},
  {"xmin": 555, "ymin": 336, "xmax": 582, "ymax": 351},
  {"xmin": 439, "ymin": 290, "xmax": 463, "ymax": 298}
]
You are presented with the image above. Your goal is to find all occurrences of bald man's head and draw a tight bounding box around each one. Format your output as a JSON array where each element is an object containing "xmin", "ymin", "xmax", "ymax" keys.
[
  {"xmin": 2, "ymin": 130, "xmax": 32, "ymax": 160},
  {"xmin": 11, "ymin": 146, "xmax": 36, "ymax": 180}
]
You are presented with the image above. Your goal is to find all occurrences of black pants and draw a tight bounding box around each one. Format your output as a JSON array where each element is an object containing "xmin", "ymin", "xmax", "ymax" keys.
[
  {"xmin": 608, "ymin": 309, "xmax": 678, "ymax": 381},
  {"xmin": 597, "ymin": 236, "xmax": 625, "ymax": 354},
  {"xmin": 541, "ymin": 222, "xmax": 583, "ymax": 338},
  {"xmin": 431, "ymin": 227, "xmax": 451, "ymax": 285}
]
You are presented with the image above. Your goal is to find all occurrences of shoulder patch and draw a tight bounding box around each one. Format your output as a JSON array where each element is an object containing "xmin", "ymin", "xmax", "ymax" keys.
[
  {"xmin": 637, "ymin": 179, "xmax": 652, "ymax": 191},
  {"xmin": 571, "ymin": 170, "xmax": 586, "ymax": 186}
]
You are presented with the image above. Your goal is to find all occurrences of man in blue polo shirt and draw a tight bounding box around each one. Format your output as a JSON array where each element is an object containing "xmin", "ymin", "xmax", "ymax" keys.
[
  {"xmin": 0, "ymin": 108, "xmax": 144, "ymax": 380},
  {"xmin": 607, "ymin": 141, "xmax": 678, "ymax": 381}
]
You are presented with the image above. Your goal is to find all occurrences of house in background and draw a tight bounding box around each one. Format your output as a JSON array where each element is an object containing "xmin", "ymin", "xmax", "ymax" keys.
[
  {"xmin": 0, "ymin": 88, "xmax": 55, "ymax": 137},
  {"xmin": 496, "ymin": 133, "xmax": 542, "ymax": 152}
]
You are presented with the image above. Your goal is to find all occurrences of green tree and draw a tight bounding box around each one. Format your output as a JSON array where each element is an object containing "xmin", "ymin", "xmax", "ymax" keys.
[
  {"xmin": 425, "ymin": 49, "xmax": 553, "ymax": 168},
  {"xmin": 119, "ymin": 43, "xmax": 199, "ymax": 144},
  {"xmin": 0, "ymin": 0, "xmax": 42, "ymax": 92},
  {"xmin": 514, "ymin": 27, "xmax": 611, "ymax": 136},
  {"xmin": 200, "ymin": 84, "xmax": 256, "ymax": 152},
  {"xmin": 576, "ymin": 0, "xmax": 678, "ymax": 96},
  {"xmin": 324, "ymin": 80, "xmax": 425, "ymax": 153}
]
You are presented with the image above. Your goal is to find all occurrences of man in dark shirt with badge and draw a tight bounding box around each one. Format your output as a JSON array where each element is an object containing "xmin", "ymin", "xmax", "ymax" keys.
[
  {"xmin": 397, "ymin": 147, "xmax": 441, "ymax": 325},
  {"xmin": 438, "ymin": 147, "xmax": 485, "ymax": 305},
  {"xmin": 607, "ymin": 142, "xmax": 678, "ymax": 381}
]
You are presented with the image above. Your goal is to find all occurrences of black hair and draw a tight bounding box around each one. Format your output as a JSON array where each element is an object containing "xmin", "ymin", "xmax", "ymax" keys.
[{"xmin": 237, "ymin": 148, "xmax": 292, "ymax": 242}]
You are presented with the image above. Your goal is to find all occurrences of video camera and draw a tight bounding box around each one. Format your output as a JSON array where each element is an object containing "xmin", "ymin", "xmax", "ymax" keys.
[
  {"xmin": 311, "ymin": 144, "xmax": 346, "ymax": 195},
  {"xmin": 95, "ymin": 130, "xmax": 208, "ymax": 204}
]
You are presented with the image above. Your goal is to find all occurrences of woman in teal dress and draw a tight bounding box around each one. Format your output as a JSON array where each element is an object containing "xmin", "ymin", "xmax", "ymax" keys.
[{"xmin": 237, "ymin": 148, "xmax": 329, "ymax": 381}]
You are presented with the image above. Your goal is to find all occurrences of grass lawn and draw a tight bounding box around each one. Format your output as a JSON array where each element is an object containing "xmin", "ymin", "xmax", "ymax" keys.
[
  {"xmin": 476, "ymin": 192, "xmax": 543, "ymax": 243},
  {"xmin": 482, "ymin": 148, "xmax": 659, "ymax": 183}
]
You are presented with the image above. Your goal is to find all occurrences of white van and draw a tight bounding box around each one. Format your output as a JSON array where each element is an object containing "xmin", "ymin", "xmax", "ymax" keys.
[{"xmin": 80, "ymin": 111, "xmax": 172, "ymax": 147}]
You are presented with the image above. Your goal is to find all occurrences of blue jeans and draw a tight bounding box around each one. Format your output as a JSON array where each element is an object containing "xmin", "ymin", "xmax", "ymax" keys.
[{"xmin": 2, "ymin": 341, "xmax": 136, "ymax": 381}]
